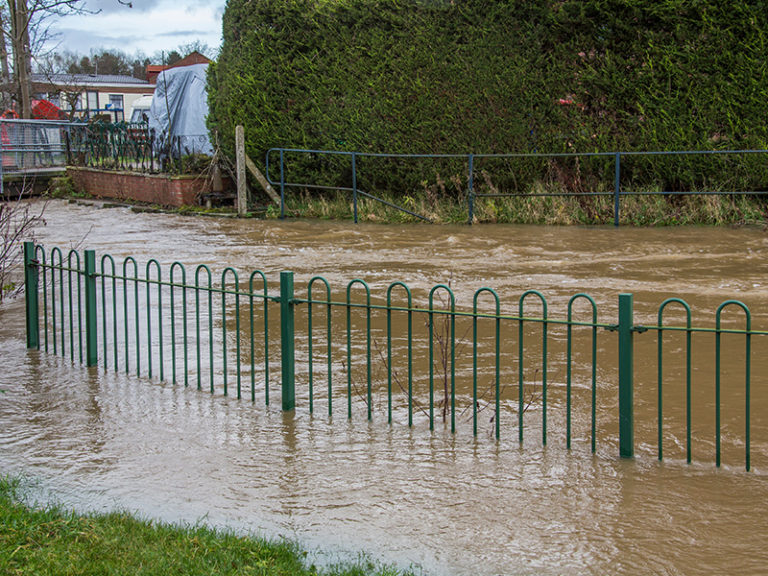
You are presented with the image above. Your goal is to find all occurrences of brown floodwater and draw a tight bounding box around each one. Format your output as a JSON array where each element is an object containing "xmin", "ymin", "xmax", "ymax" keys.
[{"xmin": 1, "ymin": 199, "xmax": 767, "ymax": 575}]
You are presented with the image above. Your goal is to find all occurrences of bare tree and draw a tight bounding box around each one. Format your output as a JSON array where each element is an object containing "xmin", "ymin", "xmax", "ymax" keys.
[
  {"xmin": 0, "ymin": 190, "xmax": 45, "ymax": 302},
  {"xmin": 2, "ymin": 1, "xmax": 131, "ymax": 118}
]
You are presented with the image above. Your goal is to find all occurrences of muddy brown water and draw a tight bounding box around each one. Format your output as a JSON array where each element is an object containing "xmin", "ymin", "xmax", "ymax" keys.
[{"xmin": 1, "ymin": 199, "xmax": 768, "ymax": 575}]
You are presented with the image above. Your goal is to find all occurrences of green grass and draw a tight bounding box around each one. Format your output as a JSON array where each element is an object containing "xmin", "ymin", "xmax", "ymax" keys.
[
  {"xmin": 274, "ymin": 184, "xmax": 768, "ymax": 226},
  {"xmin": 0, "ymin": 477, "xmax": 413, "ymax": 576}
]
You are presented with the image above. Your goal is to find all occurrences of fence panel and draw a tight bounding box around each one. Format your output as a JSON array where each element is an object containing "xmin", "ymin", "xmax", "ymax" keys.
[
  {"xmin": 265, "ymin": 147, "xmax": 768, "ymax": 226},
  {"xmin": 23, "ymin": 242, "xmax": 764, "ymax": 470}
]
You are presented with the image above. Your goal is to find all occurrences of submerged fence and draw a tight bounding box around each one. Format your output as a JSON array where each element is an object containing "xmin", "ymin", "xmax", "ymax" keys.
[{"xmin": 23, "ymin": 242, "xmax": 763, "ymax": 470}]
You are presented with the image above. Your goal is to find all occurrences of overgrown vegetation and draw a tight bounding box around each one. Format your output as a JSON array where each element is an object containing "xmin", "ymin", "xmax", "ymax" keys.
[
  {"xmin": 0, "ymin": 477, "xmax": 412, "ymax": 576},
  {"xmin": 273, "ymin": 186, "xmax": 768, "ymax": 226},
  {"xmin": 209, "ymin": 0, "xmax": 768, "ymax": 215}
]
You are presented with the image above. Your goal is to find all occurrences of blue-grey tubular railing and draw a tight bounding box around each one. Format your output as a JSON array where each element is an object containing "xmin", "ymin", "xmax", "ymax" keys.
[
  {"xmin": 24, "ymin": 242, "xmax": 764, "ymax": 470},
  {"xmin": 264, "ymin": 147, "xmax": 768, "ymax": 227}
]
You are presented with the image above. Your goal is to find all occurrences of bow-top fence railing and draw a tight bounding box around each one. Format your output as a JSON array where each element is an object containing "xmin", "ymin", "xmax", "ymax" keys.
[{"xmin": 22, "ymin": 242, "xmax": 764, "ymax": 470}]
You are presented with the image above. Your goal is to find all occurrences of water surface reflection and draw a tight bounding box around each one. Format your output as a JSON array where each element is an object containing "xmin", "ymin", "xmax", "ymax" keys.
[{"xmin": 1, "ymin": 200, "xmax": 767, "ymax": 575}]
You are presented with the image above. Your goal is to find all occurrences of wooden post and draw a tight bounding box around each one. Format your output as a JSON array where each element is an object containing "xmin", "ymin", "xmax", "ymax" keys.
[{"xmin": 235, "ymin": 125, "xmax": 247, "ymax": 216}]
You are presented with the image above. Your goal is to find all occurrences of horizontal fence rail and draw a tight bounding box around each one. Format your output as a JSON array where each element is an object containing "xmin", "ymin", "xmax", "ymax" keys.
[
  {"xmin": 23, "ymin": 242, "xmax": 764, "ymax": 470},
  {"xmin": 264, "ymin": 147, "xmax": 768, "ymax": 226}
]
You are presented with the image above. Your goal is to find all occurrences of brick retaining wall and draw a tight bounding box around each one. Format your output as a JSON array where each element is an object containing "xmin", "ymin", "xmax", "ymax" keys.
[{"xmin": 68, "ymin": 167, "xmax": 212, "ymax": 207}]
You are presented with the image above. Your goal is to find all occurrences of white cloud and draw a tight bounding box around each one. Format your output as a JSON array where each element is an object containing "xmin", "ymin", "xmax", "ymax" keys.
[{"xmin": 45, "ymin": 0, "xmax": 225, "ymax": 56}]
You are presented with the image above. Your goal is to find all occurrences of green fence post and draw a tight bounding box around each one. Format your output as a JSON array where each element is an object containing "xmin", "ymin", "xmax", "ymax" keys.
[
  {"xmin": 23, "ymin": 241, "xmax": 39, "ymax": 349},
  {"xmin": 84, "ymin": 250, "xmax": 98, "ymax": 367},
  {"xmin": 280, "ymin": 270, "xmax": 296, "ymax": 411},
  {"xmin": 613, "ymin": 152, "xmax": 621, "ymax": 227},
  {"xmin": 618, "ymin": 293, "xmax": 634, "ymax": 458},
  {"xmin": 467, "ymin": 153, "xmax": 475, "ymax": 226},
  {"xmin": 351, "ymin": 152, "xmax": 358, "ymax": 224}
]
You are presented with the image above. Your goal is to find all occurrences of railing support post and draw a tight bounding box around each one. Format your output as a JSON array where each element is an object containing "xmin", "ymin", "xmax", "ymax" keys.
[
  {"xmin": 467, "ymin": 153, "xmax": 475, "ymax": 225},
  {"xmin": 279, "ymin": 149, "xmax": 286, "ymax": 219},
  {"xmin": 618, "ymin": 293, "xmax": 634, "ymax": 458},
  {"xmin": 351, "ymin": 152, "xmax": 358, "ymax": 224},
  {"xmin": 23, "ymin": 241, "xmax": 39, "ymax": 349},
  {"xmin": 280, "ymin": 270, "xmax": 296, "ymax": 411},
  {"xmin": 613, "ymin": 152, "xmax": 621, "ymax": 227},
  {"xmin": 84, "ymin": 249, "xmax": 98, "ymax": 367}
]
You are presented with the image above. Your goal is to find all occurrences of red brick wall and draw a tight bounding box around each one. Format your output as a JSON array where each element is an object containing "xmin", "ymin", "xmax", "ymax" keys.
[{"xmin": 68, "ymin": 167, "xmax": 209, "ymax": 207}]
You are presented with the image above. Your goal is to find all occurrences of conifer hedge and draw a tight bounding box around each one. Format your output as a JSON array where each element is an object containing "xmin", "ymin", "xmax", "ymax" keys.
[{"xmin": 208, "ymin": 0, "xmax": 768, "ymax": 195}]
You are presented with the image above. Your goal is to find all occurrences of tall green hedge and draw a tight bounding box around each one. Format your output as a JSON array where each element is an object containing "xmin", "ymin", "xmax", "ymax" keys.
[{"xmin": 208, "ymin": 0, "xmax": 768, "ymax": 194}]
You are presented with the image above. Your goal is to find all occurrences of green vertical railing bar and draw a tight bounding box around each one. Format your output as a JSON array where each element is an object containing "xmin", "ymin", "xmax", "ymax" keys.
[
  {"xmin": 100, "ymin": 255, "xmax": 117, "ymax": 373},
  {"xmin": 73, "ymin": 252, "xmax": 84, "ymax": 364},
  {"xmin": 125, "ymin": 258, "xmax": 140, "ymax": 376},
  {"xmin": 181, "ymin": 272, "xmax": 189, "ymax": 387},
  {"xmin": 566, "ymin": 294, "xmax": 598, "ymax": 452},
  {"xmin": 156, "ymin": 266, "xmax": 164, "ymax": 381},
  {"xmin": 221, "ymin": 268, "xmax": 241, "ymax": 399},
  {"xmin": 145, "ymin": 263, "xmax": 153, "ymax": 377},
  {"xmin": 38, "ymin": 247, "xmax": 48, "ymax": 353},
  {"xmin": 146, "ymin": 260, "xmax": 162, "ymax": 380},
  {"xmin": 351, "ymin": 152, "xmax": 358, "ymax": 224},
  {"xmin": 657, "ymin": 299, "xmax": 692, "ymax": 463},
  {"xmin": 308, "ymin": 276, "xmax": 332, "ymax": 415},
  {"xmin": 473, "ymin": 288, "xmax": 500, "ymax": 439},
  {"xmin": 67, "ymin": 251, "xmax": 76, "ymax": 363},
  {"xmin": 23, "ymin": 242, "xmax": 39, "ymax": 349},
  {"xmin": 346, "ymin": 280, "xmax": 371, "ymax": 420},
  {"xmin": 387, "ymin": 282, "xmax": 413, "ymax": 426},
  {"xmin": 467, "ymin": 153, "xmax": 475, "ymax": 226},
  {"xmin": 170, "ymin": 262, "xmax": 188, "ymax": 385},
  {"xmin": 54, "ymin": 248, "xmax": 65, "ymax": 357},
  {"xmin": 122, "ymin": 258, "xmax": 138, "ymax": 374},
  {"xmin": 84, "ymin": 250, "xmax": 98, "ymax": 367},
  {"xmin": 429, "ymin": 285, "xmax": 458, "ymax": 432},
  {"xmin": 715, "ymin": 300, "xmax": 751, "ymax": 471},
  {"xmin": 280, "ymin": 271, "xmax": 296, "ymax": 411},
  {"xmin": 51, "ymin": 247, "xmax": 64, "ymax": 354},
  {"xmin": 520, "ymin": 291, "xmax": 548, "ymax": 445},
  {"xmin": 618, "ymin": 293, "xmax": 634, "ymax": 459},
  {"xmin": 68, "ymin": 251, "xmax": 83, "ymax": 365},
  {"xmin": 249, "ymin": 271, "xmax": 269, "ymax": 404},
  {"xmin": 613, "ymin": 152, "xmax": 621, "ymax": 227},
  {"xmin": 195, "ymin": 265, "xmax": 213, "ymax": 393}
]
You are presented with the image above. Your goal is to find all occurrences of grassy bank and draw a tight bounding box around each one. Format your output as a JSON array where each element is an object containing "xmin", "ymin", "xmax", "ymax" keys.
[
  {"xmin": 273, "ymin": 187, "xmax": 768, "ymax": 226},
  {"xmin": 0, "ymin": 477, "xmax": 411, "ymax": 576},
  {"xmin": 48, "ymin": 172, "xmax": 768, "ymax": 226}
]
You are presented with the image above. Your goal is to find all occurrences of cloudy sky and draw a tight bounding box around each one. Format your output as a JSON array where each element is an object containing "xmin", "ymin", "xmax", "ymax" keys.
[{"xmin": 44, "ymin": 0, "xmax": 226, "ymax": 58}]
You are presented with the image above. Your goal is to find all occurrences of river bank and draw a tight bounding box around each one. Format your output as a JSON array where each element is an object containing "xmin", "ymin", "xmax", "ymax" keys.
[
  {"xmin": 3, "ymin": 200, "xmax": 768, "ymax": 575},
  {"xmin": 47, "ymin": 174, "xmax": 768, "ymax": 226},
  {"xmin": 0, "ymin": 476, "xmax": 409, "ymax": 576}
]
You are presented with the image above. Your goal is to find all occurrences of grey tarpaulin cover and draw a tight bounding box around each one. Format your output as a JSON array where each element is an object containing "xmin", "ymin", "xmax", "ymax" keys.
[{"xmin": 149, "ymin": 63, "xmax": 213, "ymax": 157}]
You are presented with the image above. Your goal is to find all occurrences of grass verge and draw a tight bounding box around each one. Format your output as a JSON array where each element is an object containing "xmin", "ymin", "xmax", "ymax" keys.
[
  {"xmin": 0, "ymin": 477, "xmax": 412, "ymax": 576},
  {"xmin": 274, "ymin": 184, "xmax": 768, "ymax": 226}
]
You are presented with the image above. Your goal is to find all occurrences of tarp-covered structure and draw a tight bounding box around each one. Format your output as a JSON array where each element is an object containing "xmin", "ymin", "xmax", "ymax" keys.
[{"xmin": 149, "ymin": 63, "xmax": 213, "ymax": 157}]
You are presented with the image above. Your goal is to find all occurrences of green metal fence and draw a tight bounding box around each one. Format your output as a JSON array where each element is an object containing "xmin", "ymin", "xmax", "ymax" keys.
[{"xmin": 23, "ymin": 242, "xmax": 762, "ymax": 470}]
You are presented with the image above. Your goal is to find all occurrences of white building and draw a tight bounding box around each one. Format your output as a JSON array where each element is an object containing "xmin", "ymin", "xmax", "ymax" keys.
[{"xmin": 29, "ymin": 73, "xmax": 154, "ymax": 121}]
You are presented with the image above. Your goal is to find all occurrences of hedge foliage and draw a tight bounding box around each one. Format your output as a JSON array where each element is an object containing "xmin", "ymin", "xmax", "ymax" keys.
[{"xmin": 208, "ymin": 0, "xmax": 768, "ymax": 195}]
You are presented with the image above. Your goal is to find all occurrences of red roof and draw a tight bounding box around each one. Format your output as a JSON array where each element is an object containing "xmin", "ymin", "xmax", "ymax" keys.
[{"xmin": 146, "ymin": 52, "xmax": 212, "ymax": 84}]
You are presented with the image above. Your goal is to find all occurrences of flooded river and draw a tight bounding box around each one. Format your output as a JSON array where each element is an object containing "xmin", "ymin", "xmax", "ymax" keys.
[{"xmin": 1, "ymin": 199, "xmax": 767, "ymax": 575}]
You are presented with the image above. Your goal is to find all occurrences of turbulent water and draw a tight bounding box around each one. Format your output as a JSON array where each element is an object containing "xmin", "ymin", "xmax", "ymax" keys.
[{"xmin": 1, "ymin": 199, "xmax": 767, "ymax": 575}]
